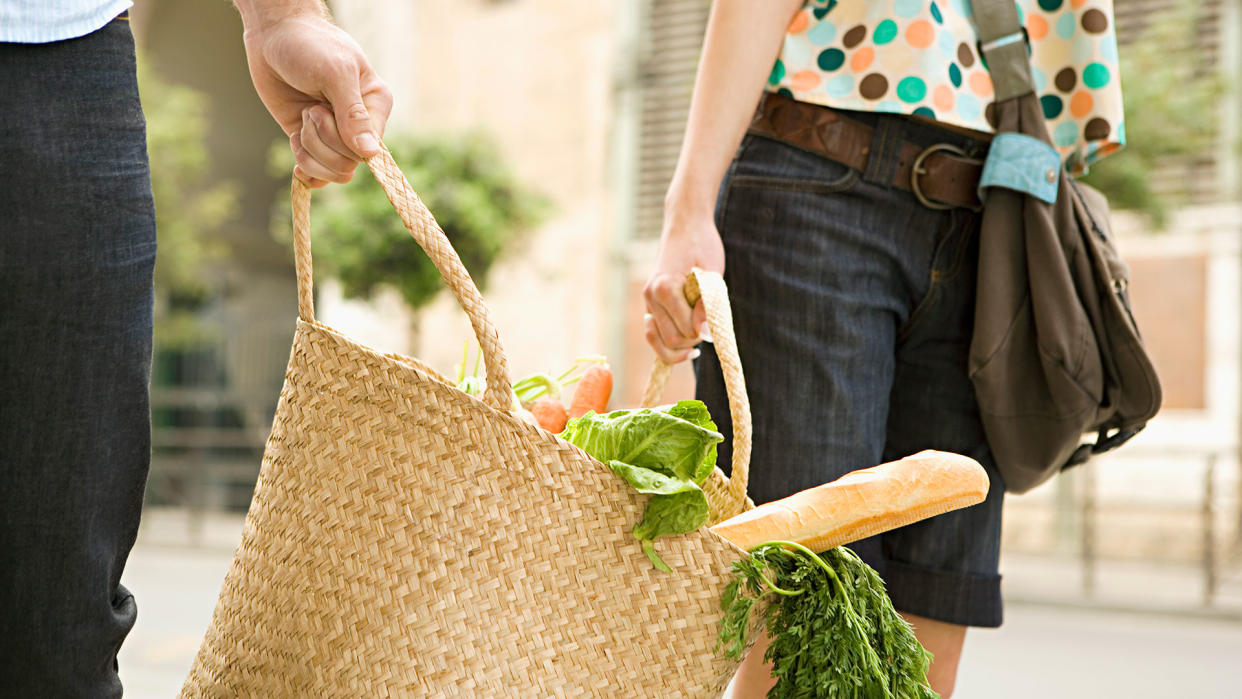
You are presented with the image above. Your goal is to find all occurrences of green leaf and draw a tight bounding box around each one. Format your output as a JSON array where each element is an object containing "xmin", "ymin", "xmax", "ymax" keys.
[
  {"xmin": 608, "ymin": 461, "xmax": 703, "ymax": 496},
  {"xmin": 663, "ymin": 400, "xmax": 722, "ymax": 484},
  {"xmin": 560, "ymin": 401, "xmax": 722, "ymax": 482},
  {"xmin": 561, "ymin": 400, "xmax": 722, "ymax": 571},
  {"xmin": 719, "ymin": 543, "xmax": 938, "ymax": 698},
  {"xmin": 641, "ymin": 539, "xmax": 673, "ymax": 573},
  {"xmin": 632, "ymin": 488, "xmax": 710, "ymax": 541}
]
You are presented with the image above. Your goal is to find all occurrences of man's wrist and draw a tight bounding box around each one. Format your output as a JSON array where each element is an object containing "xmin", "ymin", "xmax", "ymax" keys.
[{"xmin": 234, "ymin": 0, "xmax": 329, "ymax": 32}]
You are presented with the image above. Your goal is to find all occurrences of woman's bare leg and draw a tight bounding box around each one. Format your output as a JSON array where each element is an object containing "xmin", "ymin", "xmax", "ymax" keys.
[
  {"xmin": 724, "ymin": 615, "xmax": 966, "ymax": 698},
  {"xmin": 901, "ymin": 612, "xmax": 968, "ymax": 698}
]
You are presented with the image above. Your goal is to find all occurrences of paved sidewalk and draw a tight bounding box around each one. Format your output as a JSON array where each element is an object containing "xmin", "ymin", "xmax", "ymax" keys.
[{"xmin": 119, "ymin": 512, "xmax": 1242, "ymax": 698}]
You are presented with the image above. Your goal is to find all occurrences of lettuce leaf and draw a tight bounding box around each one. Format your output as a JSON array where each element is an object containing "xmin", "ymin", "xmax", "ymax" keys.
[
  {"xmin": 560, "ymin": 400, "xmax": 722, "ymax": 484},
  {"xmin": 561, "ymin": 400, "xmax": 723, "ymax": 571}
]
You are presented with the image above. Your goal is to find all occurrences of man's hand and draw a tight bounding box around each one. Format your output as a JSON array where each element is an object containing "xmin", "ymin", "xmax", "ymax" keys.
[{"xmin": 237, "ymin": 2, "xmax": 393, "ymax": 188}]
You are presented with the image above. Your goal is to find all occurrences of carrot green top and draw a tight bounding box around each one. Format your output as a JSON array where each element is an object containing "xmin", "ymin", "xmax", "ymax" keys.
[{"xmin": 768, "ymin": 0, "xmax": 1124, "ymax": 171}]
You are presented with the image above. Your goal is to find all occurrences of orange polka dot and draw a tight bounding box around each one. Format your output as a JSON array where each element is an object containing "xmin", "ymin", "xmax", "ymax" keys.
[
  {"xmin": 1071, "ymin": 0, "xmax": 1089, "ymax": 7},
  {"xmin": 906, "ymin": 20, "xmax": 935, "ymax": 49},
  {"xmin": 850, "ymin": 46, "xmax": 875, "ymax": 72},
  {"xmin": 968, "ymin": 71, "xmax": 993, "ymax": 97},
  {"xmin": 1096, "ymin": 143, "xmax": 1121, "ymax": 158},
  {"xmin": 789, "ymin": 70, "xmax": 822, "ymax": 92},
  {"xmin": 933, "ymin": 84, "xmax": 955, "ymax": 112},
  {"xmin": 788, "ymin": 10, "xmax": 810, "ymax": 35},
  {"xmin": 1070, "ymin": 90, "xmax": 1094, "ymax": 118},
  {"xmin": 1026, "ymin": 14, "xmax": 1048, "ymax": 41}
]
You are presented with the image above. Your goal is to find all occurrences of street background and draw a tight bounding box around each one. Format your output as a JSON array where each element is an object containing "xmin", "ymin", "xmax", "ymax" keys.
[{"xmin": 124, "ymin": 0, "xmax": 1242, "ymax": 696}]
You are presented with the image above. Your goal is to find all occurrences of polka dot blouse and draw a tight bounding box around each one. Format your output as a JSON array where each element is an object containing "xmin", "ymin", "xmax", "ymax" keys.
[{"xmin": 769, "ymin": 0, "xmax": 1124, "ymax": 170}]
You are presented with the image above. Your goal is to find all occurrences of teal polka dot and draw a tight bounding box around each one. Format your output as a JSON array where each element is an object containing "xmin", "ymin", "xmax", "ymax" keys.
[
  {"xmin": 1054, "ymin": 121, "xmax": 1079, "ymax": 148},
  {"xmin": 874, "ymin": 19, "xmax": 899, "ymax": 45},
  {"xmin": 878, "ymin": 100, "xmax": 905, "ymax": 114},
  {"xmin": 913, "ymin": 106, "xmax": 936, "ymax": 119},
  {"xmin": 1083, "ymin": 62, "xmax": 1110, "ymax": 88},
  {"xmin": 1031, "ymin": 66, "xmax": 1047, "ymax": 93},
  {"xmin": 817, "ymin": 48, "xmax": 845, "ymax": 71},
  {"xmin": 1038, "ymin": 0, "xmax": 1063, "ymax": 10},
  {"xmin": 894, "ymin": 0, "xmax": 923, "ymax": 18},
  {"xmin": 768, "ymin": 59, "xmax": 785, "ymax": 86},
  {"xmin": 807, "ymin": 20, "xmax": 837, "ymax": 46},
  {"xmin": 949, "ymin": 63, "xmax": 962, "ymax": 87},
  {"xmin": 826, "ymin": 73, "xmax": 855, "ymax": 97},
  {"xmin": 938, "ymin": 26, "xmax": 957, "ymax": 56},
  {"xmin": 812, "ymin": 0, "xmax": 837, "ymax": 20},
  {"xmin": 1040, "ymin": 94, "xmax": 1064, "ymax": 119},
  {"xmin": 956, "ymin": 93, "xmax": 981, "ymax": 120},
  {"xmin": 950, "ymin": 0, "xmax": 971, "ymax": 18},
  {"xmin": 782, "ymin": 37, "xmax": 811, "ymax": 66},
  {"xmin": 1056, "ymin": 13, "xmax": 1076, "ymax": 39},
  {"xmin": 1016, "ymin": 3, "xmax": 1025, "ymax": 24},
  {"xmin": 930, "ymin": 2, "xmax": 943, "ymax": 24},
  {"xmin": 1117, "ymin": 120, "xmax": 1126, "ymax": 145},
  {"xmin": 1101, "ymin": 34, "xmax": 1119, "ymax": 63},
  {"xmin": 896, "ymin": 76, "xmax": 927, "ymax": 103},
  {"xmin": 777, "ymin": 88, "xmax": 794, "ymax": 99}
]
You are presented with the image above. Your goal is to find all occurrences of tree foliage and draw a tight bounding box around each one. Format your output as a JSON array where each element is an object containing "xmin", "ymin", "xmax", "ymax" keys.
[
  {"xmin": 1081, "ymin": 2, "xmax": 1222, "ymax": 229},
  {"xmin": 273, "ymin": 133, "xmax": 549, "ymax": 311},
  {"xmin": 140, "ymin": 61, "xmax": 239, "ymax": 348}
]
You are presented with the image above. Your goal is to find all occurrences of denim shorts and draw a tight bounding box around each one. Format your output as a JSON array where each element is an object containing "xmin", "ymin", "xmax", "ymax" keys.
[{"xmin": 695, "ymin": 108, "xmax": 1005, "ymax": 627}]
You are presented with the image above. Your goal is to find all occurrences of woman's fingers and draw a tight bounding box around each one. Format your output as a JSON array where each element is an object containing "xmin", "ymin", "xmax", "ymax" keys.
[
  {"xmin": 646, "ymin": 273, "xmax": 699, "ymax": 340},
  {"xmin": 645, "ymin": 313, "xmax": 700, "ymax": 364},
  {"xmin": 643, "ymin": 271, "xmax": 708, "ymax": 364}
]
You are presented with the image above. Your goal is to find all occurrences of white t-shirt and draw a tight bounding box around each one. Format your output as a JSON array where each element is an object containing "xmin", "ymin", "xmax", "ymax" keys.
[{"xmin": 1, "ymin": 0, "xmax": 134, "ymax": 43}]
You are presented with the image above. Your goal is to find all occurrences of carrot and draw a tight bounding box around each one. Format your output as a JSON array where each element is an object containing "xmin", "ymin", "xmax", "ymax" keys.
[
  {"xmin": 530, "ymin": 397, "xmax": 569, "ymax": 433},
  {"xmin": 568, "ymin": 365, "xmax": 613, "ymax": 418},
  {"xmin": 514, "ymin": 407, "xmax": 541, "ymax": 428}
]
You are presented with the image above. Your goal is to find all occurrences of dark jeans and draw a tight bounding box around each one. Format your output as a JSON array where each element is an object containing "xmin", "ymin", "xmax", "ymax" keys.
[
  {"xmin": 697, "ymin": 110, "xmax": 1006, "ymax": 627},
  {"xmin": 0, "ymin": 17, "xmax": 155, "ymax": 697}
]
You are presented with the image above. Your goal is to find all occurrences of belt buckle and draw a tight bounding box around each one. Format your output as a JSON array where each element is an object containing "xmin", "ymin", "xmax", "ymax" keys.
[{"xmin": 911, "ymin": 143, "xmax": 970, "ymax": 211}]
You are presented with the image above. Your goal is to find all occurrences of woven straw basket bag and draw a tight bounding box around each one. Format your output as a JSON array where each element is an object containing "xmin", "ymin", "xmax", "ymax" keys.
[{"xmin": 180, "ymin": 147, "xmax": 760, "ymax": 698}]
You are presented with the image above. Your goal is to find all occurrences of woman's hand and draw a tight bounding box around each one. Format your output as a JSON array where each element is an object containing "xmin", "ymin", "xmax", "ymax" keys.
[{"xmin": 643, "ymin": 208, "xmax": 725, "ymax": 364}]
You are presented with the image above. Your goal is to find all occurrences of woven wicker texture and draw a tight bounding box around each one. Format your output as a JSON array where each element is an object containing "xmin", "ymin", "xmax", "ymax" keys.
[
  {"xmin": 640, "ymin": 270, "xmax": 755, "ymax": 525},
  {"xmin": 180, "ymin": 152, "xmax": 755, "ymax": 697}
]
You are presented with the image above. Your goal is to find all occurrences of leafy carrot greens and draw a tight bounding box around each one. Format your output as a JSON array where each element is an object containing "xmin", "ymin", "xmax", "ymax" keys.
[
  {"xmin": 719, "ymin": 541, "xmax": 938, "ymax": 699},
  {"xmin": 559, "ymin": 400, "xmax": 722, "ymax": 571}
]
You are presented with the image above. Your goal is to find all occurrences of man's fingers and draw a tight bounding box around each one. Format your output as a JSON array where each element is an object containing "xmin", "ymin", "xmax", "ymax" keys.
[
  {"xmin": 322, "ymin": 63, "xmax": 383, "ymax": 159},
  {"xmin": 299, "ymin": 106, "xmax": 359, "ymax": 181},
  {"xmin": 292, "ymin": 165, "xmax": 328, "ymax": 189},
  {"xmin": 291, "ymin": 132, "xmax": 352, "ymax": 185},
  {"xmin": 361, "ymin": 73, "xmax": 394, "ymax": 140}
]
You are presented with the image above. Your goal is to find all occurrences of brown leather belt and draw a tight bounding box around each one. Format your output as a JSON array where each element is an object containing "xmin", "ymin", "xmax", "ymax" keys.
[{"xmin": 748, "ymin": 92, "xmax": 988, "ymax": 210}]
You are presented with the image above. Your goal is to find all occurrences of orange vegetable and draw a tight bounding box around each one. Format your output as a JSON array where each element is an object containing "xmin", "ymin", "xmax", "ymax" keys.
[
  {"xmin": 514, "ymin": 408, "xmax": 540, "ymax": 428},
  {"xmin": 530, "ymin": 397, "xmax": 569, "ymax": 433},
  {"xmin": 568, "ymin": 365, "xmax": 613, "ymax": 418}
]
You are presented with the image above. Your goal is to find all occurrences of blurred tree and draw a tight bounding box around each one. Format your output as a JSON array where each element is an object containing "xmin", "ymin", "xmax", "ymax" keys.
[
  {"xmin": 270, "ymin": 133, "xmax": 549, "ymax": 313},
  {"xmin": 1081, "ymin": 1, "xmax": 1222, "ymax": 230},
  {"xmin": 140, "ymin": 61, "xmax": 239, "ymax": 348}
]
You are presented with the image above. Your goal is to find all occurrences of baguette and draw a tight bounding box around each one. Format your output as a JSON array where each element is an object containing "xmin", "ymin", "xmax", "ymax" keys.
[{"xmin": 709, "ymin": 450, "xmax": 990, "ymax": 552}]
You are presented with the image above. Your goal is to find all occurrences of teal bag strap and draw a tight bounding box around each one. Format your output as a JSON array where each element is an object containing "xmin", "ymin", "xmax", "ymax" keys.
[{"xmin": 970, "ymin": 0, "xmax": 1035, "ymax": 101}]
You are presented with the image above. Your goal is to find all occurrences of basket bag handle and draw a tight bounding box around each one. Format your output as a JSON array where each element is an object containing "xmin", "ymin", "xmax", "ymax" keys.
[
  {"xmin": 291, "ymin": 144, "xmax": 514, "ymax": 412},
  {"xmin": 640, "ymin": 269, "xmax": 752, "ymax": 522}
]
